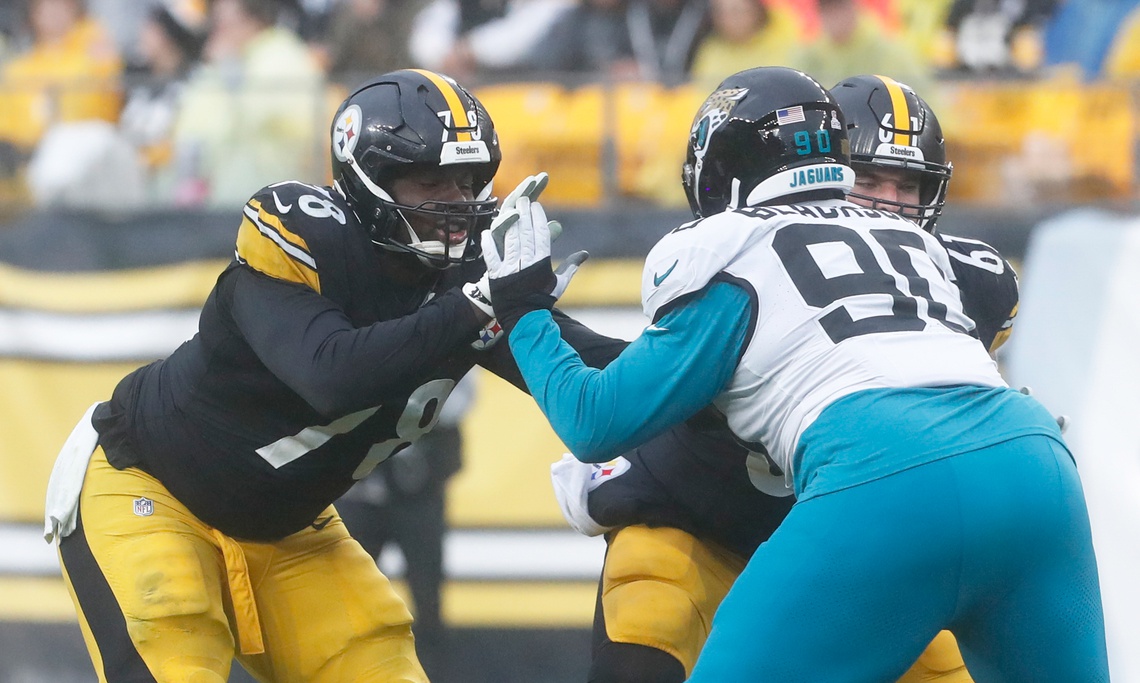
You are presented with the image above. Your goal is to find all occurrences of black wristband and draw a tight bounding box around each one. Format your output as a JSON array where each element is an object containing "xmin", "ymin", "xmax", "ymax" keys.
[{"xmin": 489, "ymin": 257, "xmax": 557, "ymax": 332}]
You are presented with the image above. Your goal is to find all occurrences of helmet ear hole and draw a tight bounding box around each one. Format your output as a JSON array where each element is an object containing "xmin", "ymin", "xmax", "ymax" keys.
[{"xmin": 368, "ymin": 204, "xmax": 402, "ymax": 245}]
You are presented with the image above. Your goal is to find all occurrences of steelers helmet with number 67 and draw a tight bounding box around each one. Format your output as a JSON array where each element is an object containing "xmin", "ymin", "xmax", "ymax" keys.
[
  {"xmin": 682, "ymin": 66, "xmax": 855, "ymax": 218},
  {"xmin": 330, "ymin": 69, "xmax": 502, "ymax": 268},
  {"xmin": 830, "ymin": 75, "xmax": 952, "ymax": 232}
]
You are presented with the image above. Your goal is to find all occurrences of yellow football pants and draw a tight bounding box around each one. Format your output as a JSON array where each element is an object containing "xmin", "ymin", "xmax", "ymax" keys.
[{"xmin": 58, "ymin": 447, "xmax": 428, "ymax": 683}]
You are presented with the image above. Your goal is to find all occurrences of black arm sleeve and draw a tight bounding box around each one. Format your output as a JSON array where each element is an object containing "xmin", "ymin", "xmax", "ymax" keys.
[
  {"xmin": 477, "ymin": 308, "xmax": 630, "ymax": 390},
  {"xmin": 224, "ymin": 266, "xmax": 484, "ymax": 417}
]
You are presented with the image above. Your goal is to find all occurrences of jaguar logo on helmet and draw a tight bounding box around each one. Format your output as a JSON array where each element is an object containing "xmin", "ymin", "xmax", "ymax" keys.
[
  {"xmin": 332, "ymin": 104, "xmax": 362, "ymax": 163},
  {"xmin": 692, "ymin": 87, "xmax": 748, "ymax": 152},
  {"xmin": 689, "ymin": 87, "xmax": 748, "ymax": 192}
]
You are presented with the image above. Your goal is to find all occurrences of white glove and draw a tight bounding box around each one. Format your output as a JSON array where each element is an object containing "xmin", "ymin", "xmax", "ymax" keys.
[
  {"xmin": 482, "ymin": 196, "xmax": 551, "ymax": 279},
  {"xmin": 498, "ymin": 172, "xmax": 563, "ymax": 243},
  {"xmin": 465, "ymin": 173, "xmax": 565, "ymax": 342},
  {"xmin": 502, "ymin": 172, "xmax": 549, "ymax": 209},
  {"xmin": 550, "ymin": 453, "xmax": 616, "ymax": 537},
  {"xmin": 552, "ymin": 251, "xmax": 589, "ymax": 301},
  {"xmin": 468, "ymin": 173, "xmax": 565, "ymax": 315}
]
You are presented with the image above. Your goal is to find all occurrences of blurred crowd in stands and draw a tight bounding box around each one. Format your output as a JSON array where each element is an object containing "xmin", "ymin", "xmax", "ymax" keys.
[{"xmin": 0, "ymin": 0, "xmax": 1138, "ymax": 213}]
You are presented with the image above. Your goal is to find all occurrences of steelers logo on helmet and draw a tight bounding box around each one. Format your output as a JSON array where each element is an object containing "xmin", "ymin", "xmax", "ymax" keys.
[
  {"xmin": 332, "ymin": 104, "xmax": 362, "ymax": 163},
  {"xmin": 328, "ymin": 69, "xmax": 501, "ymax": 268}
]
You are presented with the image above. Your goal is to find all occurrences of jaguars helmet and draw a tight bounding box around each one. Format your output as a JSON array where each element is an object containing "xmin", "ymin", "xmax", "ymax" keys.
[
  {"xmin": 830, "ymin": 75, "xmax": 952, "ymax": 232},
  {"xmin": 330, "ymin": 69, "xmax": 501, "ymax": 267},
  {"xmin": 682, "ymin": 66, "xmax": 854, "ymax": 218}
]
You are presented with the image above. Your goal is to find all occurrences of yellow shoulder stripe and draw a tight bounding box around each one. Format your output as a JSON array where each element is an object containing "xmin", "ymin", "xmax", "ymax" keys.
[
  {"xmin": 236, "ymin": 200, "xmax": 320, "ymax": 293},
  {"xmin": 989, "ymin": 302, "xmax": 1019, "ymax": 353}
]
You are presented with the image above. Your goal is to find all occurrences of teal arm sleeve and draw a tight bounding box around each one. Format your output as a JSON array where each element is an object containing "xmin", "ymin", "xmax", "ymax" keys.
[{"xmin": 507, "ymin": 281, "xmax": 752, "ymax": 462}]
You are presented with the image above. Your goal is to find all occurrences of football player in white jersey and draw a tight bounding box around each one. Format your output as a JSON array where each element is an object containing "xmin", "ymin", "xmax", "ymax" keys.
[
  {"xmin": 563, "ymin": 74, "xmax": 1017, "ymax": 683},
  {"xmin": 483, "ymin": 66, "xmax": 1108, "ymax": 681}
]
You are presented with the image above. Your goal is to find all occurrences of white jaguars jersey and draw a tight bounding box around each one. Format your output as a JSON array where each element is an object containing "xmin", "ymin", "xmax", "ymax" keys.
[{"xmin": 641, "ymin": 198, "xmax": 1007, "ymax": 479}]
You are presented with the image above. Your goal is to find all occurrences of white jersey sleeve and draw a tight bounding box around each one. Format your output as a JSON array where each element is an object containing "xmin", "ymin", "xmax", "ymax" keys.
[
  {"xmin": 642, "ymin": 216, "xmax": 765, "ymax": 320},
  {"xmin": 641, "ymin": 199, "xmax": 1007, "ymax": 480}
]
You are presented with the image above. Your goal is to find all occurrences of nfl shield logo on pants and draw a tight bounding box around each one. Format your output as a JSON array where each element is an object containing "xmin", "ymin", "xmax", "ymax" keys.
[{"xmin": 133, "ymin": 497, "xmax": 154, "ymax": 516}]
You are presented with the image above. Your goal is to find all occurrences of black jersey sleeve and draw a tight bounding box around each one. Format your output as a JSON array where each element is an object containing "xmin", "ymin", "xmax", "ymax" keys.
[
  {"xmin": 476, "ymin": 308, "xmax": 630, "ymax": 389},
  {"xmin": 939, "ymin": 233, "xmax": 1020, "ymax": 353},
  {"xmin": 222, "ymin": 265, "xmax": 484, "ymax": 418}
]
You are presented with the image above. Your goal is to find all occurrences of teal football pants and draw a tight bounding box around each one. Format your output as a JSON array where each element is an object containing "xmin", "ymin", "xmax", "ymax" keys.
[{"xmin": 687, "ymin": 435, "xmax": 1108, "ymax": 683}]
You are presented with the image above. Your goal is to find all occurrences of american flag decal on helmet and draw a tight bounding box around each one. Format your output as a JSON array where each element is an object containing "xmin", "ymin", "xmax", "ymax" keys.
[{"xmin": 776, "ymin": 106, "xmax": 806, "ymax": 125}]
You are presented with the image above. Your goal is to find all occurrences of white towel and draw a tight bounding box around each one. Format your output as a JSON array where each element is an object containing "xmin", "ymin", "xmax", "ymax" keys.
[
  {"xmin": 550, "ymin": 453, "xmax": 617, "ymax": 537},
  {"xmin": 43, "ymin": 403, "xmax": 101, "ymax": 544}
]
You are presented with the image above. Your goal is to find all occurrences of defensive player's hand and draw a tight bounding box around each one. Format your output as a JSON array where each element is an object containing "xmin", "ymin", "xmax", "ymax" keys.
[
  {"xmin": 501, "ymin": 172, "xmax": 549, "ymax": 209},
  {"xmin": 468, "ymin": 174, "xmax": 563, "ymax": 344},
  {"xmin": 482, "ymin": 196, "xmax": 586, "ymax": 331},
  {"xmin": 466, "ymin": 173, "xmax": 563, "ymax": 323},
  {"xmin": 552, "ymin": 250, "xmax": 589, "ymax": 301},
  {"xmin": 483, "ymin": 196, "xmax": 551, "ymax": 279},
  {"xmin": 496, "ymin": 172, "xmax": 563, "ymax": 248}
]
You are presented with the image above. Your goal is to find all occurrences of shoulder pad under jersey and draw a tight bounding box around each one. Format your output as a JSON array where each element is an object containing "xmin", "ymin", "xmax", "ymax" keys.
[
  {"xmin": 235, "ymin": 181, "xmax": 355, "ymax": 294},
  {"xmin": 642, "ymin": 211, "xmax": 766, "ymax": 322},
  {"xmin": 938, "ymin": 233, "xmax": 1020, "ymax": 352}
]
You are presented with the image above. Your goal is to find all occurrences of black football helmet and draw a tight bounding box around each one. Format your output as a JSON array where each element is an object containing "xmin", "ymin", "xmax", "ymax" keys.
[
  {"xmin": 682, "ymin": 66, "xmax": 854, "ymax": 218},
  {"xmin": 830, "ymin": 75, "xmax": 952, "ymax": 232},
  {"xmin": 330, "ymin": 69, "xmax": 501, "ymax": 267}
]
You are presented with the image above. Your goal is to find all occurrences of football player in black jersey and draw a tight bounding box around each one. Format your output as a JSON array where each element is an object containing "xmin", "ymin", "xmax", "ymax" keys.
[
  {"xmin": 833, "ymin": 74, "xmax": 1018, "ymax": 353},
  {"xmin": 44, "ymin": 69, "xmax": 621, "ymax": 683},
  {"xmin": 567, "ymin": 75, "xmax": 1019, "ymax": 683}
]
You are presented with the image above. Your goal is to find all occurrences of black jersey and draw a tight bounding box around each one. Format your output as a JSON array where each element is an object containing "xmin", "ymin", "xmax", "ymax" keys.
[
  {"xmin": 587, "ymin": 230, "xmax": 1020, "ymax": 561},
  {"xmin": 588, "ymin": 417, "xmax": 794, "ymax": 559},
  {"xmin": 938, "ymin": 232, "xmax": 1019, "ymax": 353},
  {"xmin": 93, "ymin": 181, "xmax": 624, "ymax": 541}
]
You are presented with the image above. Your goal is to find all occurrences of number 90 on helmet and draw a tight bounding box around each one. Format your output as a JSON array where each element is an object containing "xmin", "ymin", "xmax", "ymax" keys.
[
  {"xmin": 682, "ymin": 66, "xmax": 855, "ymax": 218},
  {"xmin": 830, "ymin": 74, "xmax": 952, "ymax": 232},
  {"xmin": 330, "ymin": 69, "xmax": 502, "ymax": 267}
]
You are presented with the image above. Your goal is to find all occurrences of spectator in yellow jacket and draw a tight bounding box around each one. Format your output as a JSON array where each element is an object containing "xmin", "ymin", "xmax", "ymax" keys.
[{"xmin": 0, "ymin": 0, "xmax": 122, "ymax": 154}]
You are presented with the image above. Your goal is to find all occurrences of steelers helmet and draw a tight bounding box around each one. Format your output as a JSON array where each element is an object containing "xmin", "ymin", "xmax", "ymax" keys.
[
  {"xmin": 830, "ymin": 75, "xmax": 952, "ymax": 232},
  {"xmin": 682, "ymin": 66, "xmax": 854, "ymax": 218},
  {"xmin": 330, "ymin": 69, "xmax": 501, "ymax": 267}
]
